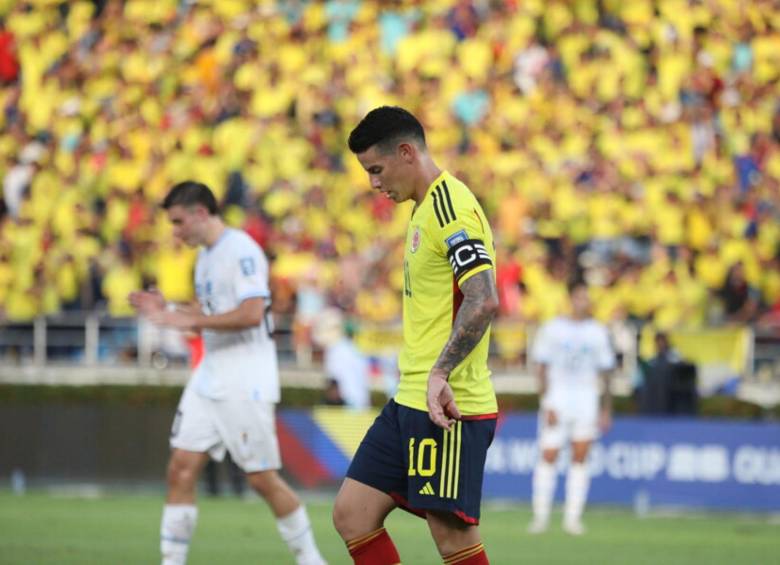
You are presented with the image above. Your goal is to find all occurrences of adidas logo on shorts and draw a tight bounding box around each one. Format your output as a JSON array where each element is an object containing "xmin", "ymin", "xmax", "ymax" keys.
[{"xmin": 418, "ymin": 482, "xmax": 435, "ymax": 496}]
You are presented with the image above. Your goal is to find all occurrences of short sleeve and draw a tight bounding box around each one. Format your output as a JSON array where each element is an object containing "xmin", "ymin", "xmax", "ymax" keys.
[
  {"xmin": 596, "ymin": 325, "xmax": 617, "ymax": 371},
  {"xmin": 233, "ymin": 240, "xmax": 270, "ymax": 303},
  {"xmin": 430, "ymin": 187, "xmax": 494, "ymax": 287}
]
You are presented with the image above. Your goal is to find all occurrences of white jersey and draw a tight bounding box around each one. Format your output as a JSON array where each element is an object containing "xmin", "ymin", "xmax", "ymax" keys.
[
  {"xmin": 324, "ymin": 338, "xmax": 370, "ymax": 409},
  {"xmin": 192, "ymin": 228, "xmax": 279, "ymax": 402},
  {"xmin": 531, "ymin": 317, "xmax": 615, "ymax": 412}
]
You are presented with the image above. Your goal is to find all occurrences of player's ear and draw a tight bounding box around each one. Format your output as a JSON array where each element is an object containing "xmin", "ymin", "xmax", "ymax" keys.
[
  {"xmin": 195, "ymin": 204, "xmax": 210, "ymax": 219},
  {"xmin": 397, "ymin": 142, "xmax": 416, "ymax": 163}
]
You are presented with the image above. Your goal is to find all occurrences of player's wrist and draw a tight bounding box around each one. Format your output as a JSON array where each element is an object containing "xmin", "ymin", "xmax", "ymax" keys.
[
  {"xmin": 429, "ymin": 367, "xmax": 450, "ymax": 381},
  {"xmin": 189, "ymin": 313, "xmax": 205, "ymax": 330}
]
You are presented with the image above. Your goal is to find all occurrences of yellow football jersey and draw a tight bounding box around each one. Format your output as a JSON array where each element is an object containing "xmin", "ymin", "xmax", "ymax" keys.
[{"xmin": 395, "ymin": 171, "xmax": 498, "ymax": 416}]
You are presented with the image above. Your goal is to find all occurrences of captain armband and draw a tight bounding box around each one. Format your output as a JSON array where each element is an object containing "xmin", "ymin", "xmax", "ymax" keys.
[{"xmin": 446, "ymin": 238, "xmax": 493, "ymax": 283}]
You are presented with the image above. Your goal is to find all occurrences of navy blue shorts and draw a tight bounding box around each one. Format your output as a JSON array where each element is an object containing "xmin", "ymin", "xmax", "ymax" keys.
[{"xmin": 346, "ymin": 399, "xmax": 497, "ymax": 524}]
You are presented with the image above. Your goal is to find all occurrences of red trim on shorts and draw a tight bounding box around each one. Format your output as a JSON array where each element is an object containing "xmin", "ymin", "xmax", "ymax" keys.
[
  {"xmin": 452, "ymin": 509, "xmax": 480, "ymax": 525},
  {"xmin": 460, "ymin": 413, "xmax": 498, "ymax": 421},
  {"xmin": 389, "ymin": 492, "xmax": 480, "ymax": 525},
  {"xmin": 389, "ymin": 492, "xmax": 427, "ymax": 519}
]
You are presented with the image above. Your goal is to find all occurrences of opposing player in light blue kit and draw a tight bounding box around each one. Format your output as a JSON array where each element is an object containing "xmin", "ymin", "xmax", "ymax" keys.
[
  {"xmin": 528, "ymin": 281, "xmax": 616, "ymax": 536},
  {"xmin": 130, "ymin": 181, "xmax": 325, "ymax": 565}
]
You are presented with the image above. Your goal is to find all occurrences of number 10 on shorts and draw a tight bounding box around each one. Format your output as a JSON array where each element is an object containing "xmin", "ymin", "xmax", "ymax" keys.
[
  {"xmin": 407, "ymin": 421, "xmax": 462, "ymax": 499},
  {"xmin": 408, "ymin": 438, "xmax": 437, "ymax": 477}
]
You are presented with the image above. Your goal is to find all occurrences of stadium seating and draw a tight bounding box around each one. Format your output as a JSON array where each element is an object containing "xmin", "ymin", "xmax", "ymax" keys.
[{"xmin": 0, "ymin": 0, "xmax": 778, "ymax": 344}]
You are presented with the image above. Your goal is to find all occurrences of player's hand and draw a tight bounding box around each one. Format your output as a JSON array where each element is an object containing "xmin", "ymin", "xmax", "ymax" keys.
[
  {"xmin": 427, "ymin": 368, "xmax": 461, "ymax": 431},
  {"xmin": 148, "ymin": 309, "xmax": 199, "ymax": 331},
  {"xmin": 545, "ymin": 409, "xmax": 558, "ymax": 427},
  {"xmin": 599, "ymin": 407, "xmax": 612, "ymax": 433},
  {"xmin": 128, "ymin": 289, "xmax": 165, "ymax": 316}
]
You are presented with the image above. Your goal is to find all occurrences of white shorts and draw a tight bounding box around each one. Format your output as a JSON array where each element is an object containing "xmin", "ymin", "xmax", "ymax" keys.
[
  {"xmin": 537, "ymin": 401, "xmax": 599, "ymax": 450},
  {"xmin": 170, "ymin": 381, "xmax": 282, "ymax": 473}
]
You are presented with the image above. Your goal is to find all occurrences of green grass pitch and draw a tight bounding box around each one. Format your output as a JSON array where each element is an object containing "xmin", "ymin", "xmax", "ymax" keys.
[{"xmin": 0, "ymin": 491, "xmax": 777, "ymax": 564}]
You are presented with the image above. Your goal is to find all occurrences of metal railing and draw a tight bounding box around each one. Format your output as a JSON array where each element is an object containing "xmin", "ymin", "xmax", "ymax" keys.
[{"xmin": 2, "ymin": 312, "xmax": 775, "ymax": 400}]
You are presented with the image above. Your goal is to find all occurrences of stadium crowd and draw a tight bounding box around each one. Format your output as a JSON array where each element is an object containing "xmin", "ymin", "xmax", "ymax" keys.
[{"xmin": 0, "ymin": 0, "xmax": 779, "ymax": 344}]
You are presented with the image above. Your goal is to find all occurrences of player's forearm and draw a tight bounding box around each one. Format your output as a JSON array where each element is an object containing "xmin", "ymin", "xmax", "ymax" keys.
[
  {"xmin": 192, "ymin": 302, "xmax": 265, "ymax": 331},
  {"xmin": 600, "ymin": 371, "xmax": 613, "ymax": 411},
  {"xmin": 536, "ymin": 365, "xmax": 548, "ymax": 398},
  {"xmin": 432, "ymin": 270, "xmax": 499, "ymax": 376}
]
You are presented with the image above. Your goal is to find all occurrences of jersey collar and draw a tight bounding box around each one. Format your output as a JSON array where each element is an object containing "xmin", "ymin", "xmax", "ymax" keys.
[{"xmin": 206, "ymin": 227, "xmax": 232, "ymax": 251}]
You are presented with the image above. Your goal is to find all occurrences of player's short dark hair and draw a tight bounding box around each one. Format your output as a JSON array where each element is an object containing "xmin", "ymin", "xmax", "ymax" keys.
[
  {"xmin": 162, "ymin": 180, "xmax": 218, "ymax": 215},
  {"xmin": 348, "ymin": 106, "xmax": 426, "ymax": 154}
]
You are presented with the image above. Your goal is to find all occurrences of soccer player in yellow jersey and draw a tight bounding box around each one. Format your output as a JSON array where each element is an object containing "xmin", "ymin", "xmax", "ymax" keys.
[{"xmin": 333, "ymin": 106, "xmax": 498, "ymax": 565}]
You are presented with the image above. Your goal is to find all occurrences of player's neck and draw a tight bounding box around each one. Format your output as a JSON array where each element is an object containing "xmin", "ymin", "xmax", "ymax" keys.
[
  {"xmin": 411, "ymin": 156, "xmax": 442, "ymax": 205},
  {"xmin": 203, "ymin": 218, "xmax": 227, "ymax": 248}
]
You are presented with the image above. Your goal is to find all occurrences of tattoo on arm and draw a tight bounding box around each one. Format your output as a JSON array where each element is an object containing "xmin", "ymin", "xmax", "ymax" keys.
[{"xmin": 432, "ymin": 269, "xmax": 499, "ymax": 375}]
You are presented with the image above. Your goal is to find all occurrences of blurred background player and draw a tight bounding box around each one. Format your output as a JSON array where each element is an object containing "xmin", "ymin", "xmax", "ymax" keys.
[
  {"xmin": 528, "ymin": 280, "xmax": 616, "ymax": 535},
  {"xmin": 332, "ymin": 106, "xmax": 499, "ymax": 565},
  {"xmin": 312, "ymin": 307, "xmax": 371, "ymax": 410},
  {"xmin": 129, "ymin": 181, "xmax": 325, "ymax": 565}
]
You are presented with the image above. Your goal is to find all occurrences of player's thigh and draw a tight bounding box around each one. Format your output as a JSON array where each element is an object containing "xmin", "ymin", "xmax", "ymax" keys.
[
  {"xmin": 570, "ymin": 401, "xmax": 599, "ymax": 457},
  {"xmin": 214, "ymin": 396, "xmax": 281, "ymax": 473},
  {"xmin": 170, "ymin": 383, "xmax": 224, "ymax": 459},
  {"xmin": 345, "ymin": 400, "xmax": 408, "ymax": 506},
  {"xmin": 400, "ymin": 409, "xmax": 496, "ymax": 525},
  {"xmin": 537, "ymin": 409, "xmax": 567, "ymax": 452},
  {"xmin": 426, "ymin": 509, "xmax": 481, "ymax": 557},
  {"xmin": 332, "ymin": 477, "xmax": 396, "ymax": 539}
]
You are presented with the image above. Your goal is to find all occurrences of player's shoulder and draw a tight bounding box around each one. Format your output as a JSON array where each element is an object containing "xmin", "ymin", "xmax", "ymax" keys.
[
  {"xmin": 533, "ymin": 317, "xmax": 557, "ymax": 340},
  {"xmin": 440, "ymin": 172, "xmax": 479, "ymax": 208},
  {"xmin": 223, "ymin": 228, "xmax": 262, "ymax": 255},
  {"xmin": 584, "ymin": 318, "xmax": 610, "ymax": 338},
  {"xmin": 584, "ymin": 317, "xmax": 608, "ymax": 330},
  {"xmin": 425, "ymin": 172, "xmax": 486, "ymax": 235},
  {"xmin": 544, "ymin": 316, "xmax": 568, "ymax": 330}
]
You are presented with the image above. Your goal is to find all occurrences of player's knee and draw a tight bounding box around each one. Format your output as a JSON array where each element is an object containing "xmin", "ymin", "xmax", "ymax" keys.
[
  {"xmin": 542, "ymin": 449, "xmax": 558, "ymax": 464},
  {"xmin": 247, "ymin": 469, "xmax": 281, "ymax": 497},
  {"xmin": 571, "ymin": 452, "xmax": 589, "ymax": 464},
  {"xmin": 332, "ymin": 494, "xmax": 357, "ymax": 540},
  {"xmin": 571, "ymin": 442, "xmax": 591, "ymax": 463},
  {"xmin": 167, "ymin": 458, "xmax": 199, "ymax": 490}
]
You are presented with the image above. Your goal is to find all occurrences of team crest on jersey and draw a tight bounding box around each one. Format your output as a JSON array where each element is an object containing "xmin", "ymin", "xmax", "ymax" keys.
[{"xmin": 411, "ymin": 226, "xmax": 421, "ymax": 253}]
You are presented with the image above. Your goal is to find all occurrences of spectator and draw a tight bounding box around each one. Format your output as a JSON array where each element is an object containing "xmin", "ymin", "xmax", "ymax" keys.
[
  {"xmin": 638, "ymin": 332, "xmax": 697, "ymax": 416},
  {"xmin": 719, "ymin": 262, "xmax": 760, "ymax": 324},
  {"xmin": 0, "ymin": 0, "xmax": 777, "ymax": 341}
]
